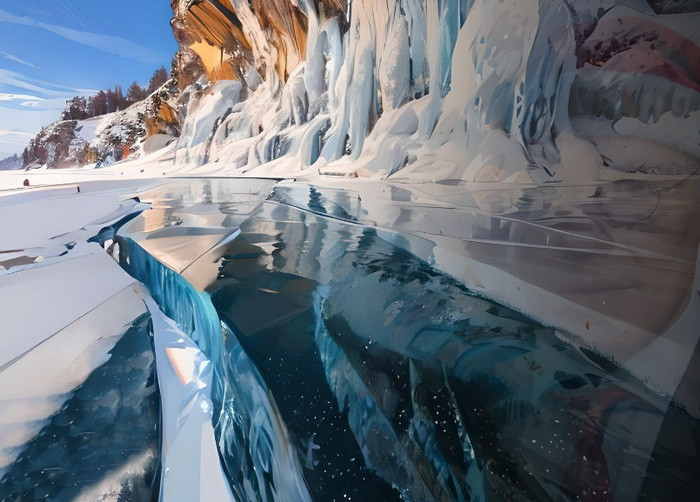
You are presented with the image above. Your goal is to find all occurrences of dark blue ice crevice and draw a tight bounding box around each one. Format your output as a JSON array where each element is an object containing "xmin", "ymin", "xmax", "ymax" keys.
[
  {"xmin": 119, "ymin": 237, "xmax": 222, "ymax": 360},
  {"xmin": 87, "ymin": 200, "xmax": 148, "ymax": 249},
  {"xmin": 117, "ymin": 237, "xmax": 312, "ymax": 502}
]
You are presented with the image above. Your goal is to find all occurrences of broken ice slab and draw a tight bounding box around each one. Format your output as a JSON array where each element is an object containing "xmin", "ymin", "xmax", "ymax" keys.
[
  {"xmin": 0, "ymin": 179, "xmax": 164, "ymax": 251},
  {"xmin": 121, "ymin": 240, "xmax": 313, "ymax": 502},
  {"xmin": 0, "ymin": 181, "xmax": 165, "ymax": 500},
  {"xmin": 144, "ymin": 294, "xmax": 235, "ymax": 502},
  {"xmin": 0, "ymin": 179, "xmax": 157, "ymax": 272},
  {"xmin": 118, "ymin": 178, "xmax": 279, "ymax": 280},
  {"xmin": 124, "ymin": 178, "xmax": 281, "ymax": 229},
  {"xmin": 0, "ymin": 250, "xmax": 42, "ymax": 271},
  {"xmin": 0, "ymin": 243, "xmax": 138, "ymax": 368},
  {"xmin": 0, "ymin": 287, "xmax": 159, "ymax": 501}
]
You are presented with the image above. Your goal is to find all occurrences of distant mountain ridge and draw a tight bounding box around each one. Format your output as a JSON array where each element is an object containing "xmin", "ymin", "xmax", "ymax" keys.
[{"xmin": 0, "ymin": 154, "xmax": 21, "ymax": 171}]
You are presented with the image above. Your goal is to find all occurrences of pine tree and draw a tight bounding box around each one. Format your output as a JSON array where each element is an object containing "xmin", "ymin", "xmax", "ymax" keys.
[
  {"xmin": 61, "ymin": 96, "xmax": 88, "ymax": 120},
  {"xmin": 76, "ymin": 72, "xmax": 165, "ymax": 120},
  {"xmin": 88, "ymin": 90, "xmax": 108, "ymax": 117},
  {"xmin": 126, "ymin": 82, "xmax": 148, "ymax": 103},
  {"xmin": 147, "ymin": 66, "xmax": 169, "ymax": 94}
]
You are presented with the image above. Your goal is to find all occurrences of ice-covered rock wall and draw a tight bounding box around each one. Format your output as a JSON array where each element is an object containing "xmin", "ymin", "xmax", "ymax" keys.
[{"xmin": 171, "ymin": 0, "xmax": 699, "ymax": 181}]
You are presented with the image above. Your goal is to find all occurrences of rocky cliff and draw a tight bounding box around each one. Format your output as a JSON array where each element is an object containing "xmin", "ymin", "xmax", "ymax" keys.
[
  {"xmin": 168, "ymin": 0, "xmax": 699, "ymax": 181},
  {"xmin": 0, "ymin": 154, "xmax": 21, "ymax": 171},
  {"xmin": 20, "ymin": 1, "xmax": 700, "ymax": 180}
]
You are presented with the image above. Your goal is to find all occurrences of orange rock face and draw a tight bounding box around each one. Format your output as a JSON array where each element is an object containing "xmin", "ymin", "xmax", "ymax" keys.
[
  {"xmin": 170, "ymin": 0, "xmax": 345, "ymax": 86},
  {"xmin": 145, "ymin": 101, "xmax": 179, "ymax": 137}
]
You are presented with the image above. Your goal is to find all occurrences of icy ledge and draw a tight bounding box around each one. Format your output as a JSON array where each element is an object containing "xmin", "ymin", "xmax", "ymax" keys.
[
  {"xmin": 137, "ymin": 288, "xmax": 235, "ymax": 502},
  {"xmin": 119, "ymin": 237, "xmax": 312, "ymax": 502}
]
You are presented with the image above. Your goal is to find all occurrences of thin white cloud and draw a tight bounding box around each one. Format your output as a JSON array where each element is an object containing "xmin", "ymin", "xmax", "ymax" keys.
[
  {"xmin": 0, "ymin": 87, "xmax": 74, "ymax": 155},
  {"xmin": 0, "ymin": 50, "xmax": 42, "ymax": 71},
  {"xmin": 0, "ymin": 129, "xmax": 35, "ymax": 157},
  {"xmin": 0, "ymin": 68, "xmax": 94, "ymax": 98},
  {"xmin": 0, "ymin": 93, "xmax": 44, "ymax": 101},
  {"xmin": 0, "ymin": 129, "xmax": 34, "ymax": 137},
  {"xmin": 0, "ymin": 69, "xmax": 96, "ymax": 157},
  {"xmin": 0, "ymin": 8, "xmax": 165, "ymax": 65}
]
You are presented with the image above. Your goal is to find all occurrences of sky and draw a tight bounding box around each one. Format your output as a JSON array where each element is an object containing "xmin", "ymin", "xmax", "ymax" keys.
[{"xmin": 0, "ymin": 0, "xmax": 177, "ymax": 159}]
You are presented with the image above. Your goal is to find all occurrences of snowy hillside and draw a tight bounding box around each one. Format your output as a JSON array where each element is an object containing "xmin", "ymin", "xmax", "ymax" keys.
[{"xmin": 21, "ymin": 79, "xmax": 180, "ymax": 169}]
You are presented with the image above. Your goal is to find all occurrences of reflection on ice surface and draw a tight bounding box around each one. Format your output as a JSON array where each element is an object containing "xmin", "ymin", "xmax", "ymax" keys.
[
  {"xmin": 120, "ymin": 178, "xmax": 280, "ymax": 275},
  {"xmin": 271, "ymin": 178, "xmax": 698, "ymax": 336},
  {"xmin": 114, "ymin": 177, "xmax": 699, "ymax": 501}
]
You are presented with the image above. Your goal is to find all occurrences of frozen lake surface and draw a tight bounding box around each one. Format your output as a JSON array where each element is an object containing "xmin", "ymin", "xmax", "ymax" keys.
[{"xmin": 0, "ymin": 176, "xmax": 698, "ymax": 501}]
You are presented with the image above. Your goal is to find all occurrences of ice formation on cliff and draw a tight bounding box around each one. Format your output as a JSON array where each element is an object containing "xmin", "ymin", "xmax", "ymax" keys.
[{"xmin": 166, "ymin": 0, "xmax": 698, "ymax": 182}]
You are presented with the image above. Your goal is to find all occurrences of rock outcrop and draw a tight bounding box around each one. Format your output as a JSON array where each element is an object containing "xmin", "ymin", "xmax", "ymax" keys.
[
  {"xmin": 171, "ymin": 0, "xmax": 344, "ymax": 85},
  {"xmin": 22, "ymin": 120, "xmax": 87, "ymax": 169},
  {"xmin": 19, "ymin": 1, "xmax": 700, "ymax": 179}
]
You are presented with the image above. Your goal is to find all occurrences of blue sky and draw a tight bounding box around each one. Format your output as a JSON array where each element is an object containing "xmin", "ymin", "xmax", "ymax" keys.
[{"xmin": 0, "ymin": 0, "xmax": 177, "ymax": 159}]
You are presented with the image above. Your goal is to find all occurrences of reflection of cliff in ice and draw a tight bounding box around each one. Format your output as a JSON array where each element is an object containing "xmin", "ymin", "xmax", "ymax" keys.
[
  {"xmin": 114, "ymin": 178, "xmax": 699, "ymax": 501},
  {"xmin": 0, "ymin": 176, "xmax": 696, "ymax": 500}
]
